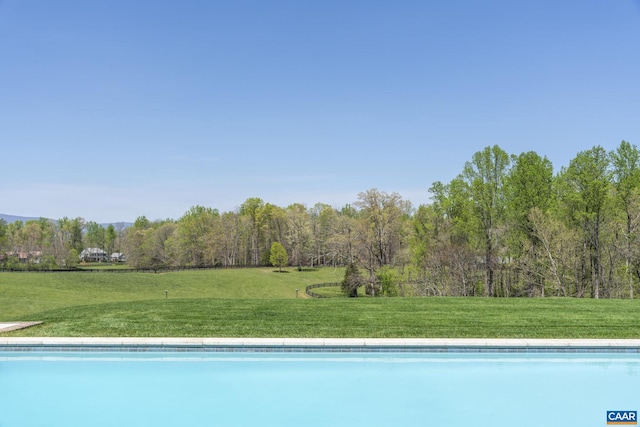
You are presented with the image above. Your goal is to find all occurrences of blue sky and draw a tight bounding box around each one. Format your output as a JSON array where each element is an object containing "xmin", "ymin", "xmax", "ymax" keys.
[{"xmin": 1, "ymin": 1, "xmax": 639, "ymax": 223}]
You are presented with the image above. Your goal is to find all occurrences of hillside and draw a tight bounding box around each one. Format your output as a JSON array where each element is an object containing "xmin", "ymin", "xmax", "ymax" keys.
[
  {"xmin": 0, "ymin": 213, "xmax": 132, "ymax": 228},
  {"xmin": 0, "ymin": 213, "xmax": 41, "ymax": 223}
]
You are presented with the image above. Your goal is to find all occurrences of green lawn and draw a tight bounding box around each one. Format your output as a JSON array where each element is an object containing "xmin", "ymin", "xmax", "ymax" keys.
[
  {"xmin": 0, "ymin": 267, "xmax": 343, "ymax": 319},
  {"xmin": 2, "ymin": 268, "xmax": 640, "ymax": 338}
]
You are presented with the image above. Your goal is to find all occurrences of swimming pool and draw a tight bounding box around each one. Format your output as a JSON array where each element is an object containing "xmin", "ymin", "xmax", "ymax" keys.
[{"xmin": 1, "ymin": 340, "xmax": 639, "ymax": 427}]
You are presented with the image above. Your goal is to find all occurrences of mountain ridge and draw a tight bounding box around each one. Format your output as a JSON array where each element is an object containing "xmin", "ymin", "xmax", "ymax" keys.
[{"xmin": 0, "ymin": 213, "xmax": 132, "ymax": 228}]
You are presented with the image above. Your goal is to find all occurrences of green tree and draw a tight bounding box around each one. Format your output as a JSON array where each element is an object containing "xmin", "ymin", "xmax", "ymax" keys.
[
  {"xmin": 133, "ymin": 216, "xmax": 151, "ymax": 229},
  {"xmin": 145, "ymin": 222, "xmax": 178, "ymax": 269},
  {"xmin": 341, "ymin": 262, "xmax": 364, "ymax": 297},
  {"xmin": 376, "ymin": 265, "xmax": 399, "ymax": 297},
  {"xmin": 329, "ymin": 208, "xmax": 359, "ymax": 265},
  {"xmin": 355, "ymin": 189, "xmax": 408, "ymax": 269},
  {"xmin": 610, "ymin": 140, "xmax": 640, "ymax": 298},
  {"xmin": 67, "ymin": 218, "xmax": 84, "ymax": 253},
  {"xmin": 412, "ymin": 179, "xmax": 480, "ymax": 297},
  {"xmin": 124, "ymin": 216, "xmax": 153, "ymax": 268},
  {"xmin": 354, "ymin": 189, "xmax": 410, "ymax": 296},
  {"xmin": 508, "ymin": 151, "xmax": 554, "ymax": 230},
  {"xmin": 52, "ymin": 217, "xmax": 72, "ymax": 266},
  {"xmin": 285, "ymin": 203, "xmax": 312, "ymax": 269},
  {"xmin": 258, "ymin": 203, "xmax": 287, "ymax": 265},
  {"xmin": 124, "ymin": 218, "xmax": 177, "ymax": 269},
  {"xmin": 462, "ymin": 145, "xmax": 511, "ymax": 296},
  {"xmin": 105, "ymin": 224, "xmax": 117, "ymax": 257},
  {"xmin": 66, "ymin": 248, "xmax": 79, "ymax": 268},
  {"xmin": 176, "ymin": 205, "xmax": 219, "ymax": 267},
  {"xmin": 269, "ymin": 242, "xmax": 288, "ymax": 272},
  {"xmin": 85, "ymin": 221, "xmax": 106, "ymax": 250},
  {"xmin": 0, "ymin": 218, "xmax": 7, "ymax": 254},
  {"xmin": 19, "ymin": 220, "xmax": 45, "ymax": 266},
  {"xmin": 239, "ymin": 197, "xmax": 266, "ymax": 266},
  {"xmin": 410, "ymin": 204, "xmax": 436, "ymax": 268},
  {"xmin": 309, "ymin": 203, "xmax": 337, "ymax": 267},
  {"xmin": 528, "ymin": 206, "xmax": 579, "ymax": 297},
  {"xmin": 559, "ymin": 146, "xmax": 611, "ymax": 298},
  {"xmin": 5, "ymin": 220, "xmax": 23, "ymax": 256},
  {"xmin": 506, "ymin": 151, "xmax": 554, "ymax": 296},
  {"xmin": 217, "ymin": 212, "xmax": 241, "ymax": 267}
]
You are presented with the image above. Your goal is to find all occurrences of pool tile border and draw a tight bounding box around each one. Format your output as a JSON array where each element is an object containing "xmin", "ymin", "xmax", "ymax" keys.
[{"xmin": 1, "ymin": 338, "xmax": 640, "ymax": 353}]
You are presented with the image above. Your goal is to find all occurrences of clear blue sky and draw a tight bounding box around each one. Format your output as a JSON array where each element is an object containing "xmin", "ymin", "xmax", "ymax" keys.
[{"xmin": 1, "ymin": 0, "xmax": 639, "ymax": 223}]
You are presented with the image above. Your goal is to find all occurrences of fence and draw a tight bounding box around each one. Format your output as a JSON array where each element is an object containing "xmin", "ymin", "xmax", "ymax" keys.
[
  {"xmin": 305, "ymin": 282, "xmax": 341, "ymax": 298},
  {"xmin": 0, "ymin": 265, "xmax": 239, "ymax": 274}
]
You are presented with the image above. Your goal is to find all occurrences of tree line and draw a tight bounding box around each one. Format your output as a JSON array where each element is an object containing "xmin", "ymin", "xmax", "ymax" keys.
[{"xmin": 2, "ymin": 141, "xmax": 639, "ymax": 299}]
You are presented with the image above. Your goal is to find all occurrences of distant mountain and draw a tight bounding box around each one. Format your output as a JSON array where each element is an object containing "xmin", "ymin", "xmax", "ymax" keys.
[
  {"xmin": 0, "ymin": 213, "xmax": 132, "ymax": 229},
  {"xmin": 101, "ymin": 222, "xmax": 133, "ymax": 229},
  {"xmin": 0, "ymin": 213, "xmax": 42, "ymax": 223}
]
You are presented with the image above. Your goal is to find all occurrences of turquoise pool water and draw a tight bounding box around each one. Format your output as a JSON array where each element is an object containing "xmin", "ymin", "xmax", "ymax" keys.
[{"xmin": 1, "ymin": 351, "xmax": 639, "ymax": 427}]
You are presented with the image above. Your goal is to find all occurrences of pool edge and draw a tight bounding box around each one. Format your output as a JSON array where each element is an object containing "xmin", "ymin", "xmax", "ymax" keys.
[{"xmin": 1, "ymin": 338, "xmax": 640, "ymax": 352}]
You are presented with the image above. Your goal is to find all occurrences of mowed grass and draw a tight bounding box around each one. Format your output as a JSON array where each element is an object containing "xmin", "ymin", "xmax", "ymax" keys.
[
  {"xmin": 2, "ymin": 268, "xmax": 640, "ymax": 338},
  {"xmin": 0, "ymin": 267, "xmax": 342, "ymax": 319}
]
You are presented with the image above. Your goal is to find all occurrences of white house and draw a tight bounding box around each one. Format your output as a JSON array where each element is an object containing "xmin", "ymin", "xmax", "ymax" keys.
[
  {"xmin": 110, "ymin": 252, "xmax": 126, "ymax": 263},
  {"xmin": 79, "ymin": 248, "xmax": 108, "ymax": 263}
]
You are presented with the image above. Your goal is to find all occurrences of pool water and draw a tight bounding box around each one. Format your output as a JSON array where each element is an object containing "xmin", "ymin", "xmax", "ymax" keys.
[{"xmin": 1, "ymin": 352, "xmax": 638, "ymax": 427}]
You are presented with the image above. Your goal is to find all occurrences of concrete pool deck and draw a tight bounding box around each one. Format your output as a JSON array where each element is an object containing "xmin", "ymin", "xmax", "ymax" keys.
[
  {"xmin": 1, "ymin": 337, "xmax": 640, "ymax": 352},
  {"xmin": 0, "ymin": 322, "xmax": 43, "ymax": 333}
]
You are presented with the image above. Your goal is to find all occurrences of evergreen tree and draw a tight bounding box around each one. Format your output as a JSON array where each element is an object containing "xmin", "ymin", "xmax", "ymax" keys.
[{"xmin": 341, "ymin": 262, "xmax": 364, "ymax": 297}]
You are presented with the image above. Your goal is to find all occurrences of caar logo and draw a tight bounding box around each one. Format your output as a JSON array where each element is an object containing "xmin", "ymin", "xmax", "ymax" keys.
[{"xmin": 607, "ymin": 411, "xmax": 637, "ymax": 425}]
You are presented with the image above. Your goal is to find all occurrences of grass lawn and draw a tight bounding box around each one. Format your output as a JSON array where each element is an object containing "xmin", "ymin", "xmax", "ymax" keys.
[
  {"xmin": 2, "ymin": 268, "xmax": 640, "ymax": 338},
  {"xmin": 0, "ymin": 267, "xmax": 343, "ymax": 319}
]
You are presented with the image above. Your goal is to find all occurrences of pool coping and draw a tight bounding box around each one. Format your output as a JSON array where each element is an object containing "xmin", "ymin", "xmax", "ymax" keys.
[{"xmin": 2, "ymin": 338, "xmax": 640, "ymax": 353}]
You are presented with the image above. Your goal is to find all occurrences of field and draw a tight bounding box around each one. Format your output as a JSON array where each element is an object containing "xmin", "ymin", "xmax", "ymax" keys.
[{"xmin": 1, "ymin": 267, "xmax": 640, "ymax": 338}]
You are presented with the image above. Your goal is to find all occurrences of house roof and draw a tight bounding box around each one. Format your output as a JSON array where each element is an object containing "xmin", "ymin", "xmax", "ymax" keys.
[{"xmin": 80, "ymin": 248, "xmax": 107, "ymax": 255}]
